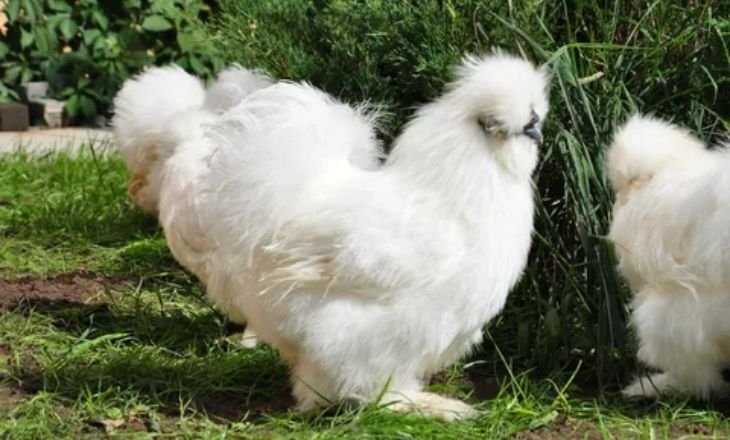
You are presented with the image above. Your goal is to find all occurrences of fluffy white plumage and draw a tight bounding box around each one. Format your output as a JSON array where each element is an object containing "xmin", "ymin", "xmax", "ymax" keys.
[
  {"xmin": 191, "ymin": 52, "xmax": 549, "ymax": 419},
  {"xmin": 113, "ymin": 65, "xmax": 272, "ymax": 343},
  {"xmin": 113, "ymin": 65, "xmax": 272, "ymax": 216},
  {"xmin": 113, "ymin": 66, "xmax": 206, "ymax": 216},
  {"xmin": 204, "ymin": 65, "xmax": 273, "ymax": 114},
  {"xmin": 607, "ymin": 115, "xmax": 730, "ymax": 399}
]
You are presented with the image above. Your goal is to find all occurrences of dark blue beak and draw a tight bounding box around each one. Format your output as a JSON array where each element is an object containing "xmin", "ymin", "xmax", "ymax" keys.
[
  {"xmin": 523, "ymin": 110, "xmax": 542, "ymax": 144},
  {"xmin": 524, "ymin": 126, "xmax": 543, "ymax": 144}
]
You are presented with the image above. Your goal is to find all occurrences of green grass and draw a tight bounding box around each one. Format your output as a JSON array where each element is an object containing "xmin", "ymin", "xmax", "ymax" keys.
[
  {"xmin": 0, "ymin": 151, "xmax": 729, "ymax": 438},
  {"xmin": 0, "ymin": 148, "xmax": 178, "ymax": 277}
]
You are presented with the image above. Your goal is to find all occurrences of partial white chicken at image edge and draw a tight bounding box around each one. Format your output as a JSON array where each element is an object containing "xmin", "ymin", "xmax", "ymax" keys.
[{"xmin": 607, "ymin": 115, "xmax": 730, "ymax": 400}]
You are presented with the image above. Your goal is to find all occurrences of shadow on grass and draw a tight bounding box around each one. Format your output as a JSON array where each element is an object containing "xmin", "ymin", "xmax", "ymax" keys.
[
  {"xmin": 13, "ymin": 346, "xmax": 294, "ymax": 422},
  {"xmin": 8, "ymin": 295, "xmax": 730, "ymax": 425},
  {"xmin": 8, "ymin": 297, "xmax": 294, "ymax": 422},
  {"xmin": 2, "ymin": 208, "xmax": 160, "ymax": 248},
  {"xmin": 13, "ymin": 291, "xmax": 222, "ymax": 355},
  {"xmin": 97, "ymin": 237, "xmax": 189, "ymax": 279},
  {"xmin": 0, "ymin": 208, "xmax": 172, "ymax": 277}
]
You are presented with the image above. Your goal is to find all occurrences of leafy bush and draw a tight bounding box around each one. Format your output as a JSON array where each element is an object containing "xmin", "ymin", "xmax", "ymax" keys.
[
  {"xmin": 208, "ymin": 0, "xmax": 729, "ymax": 386},
  {"xmin": 0, "ymin": 0, "xmax": 221, "ymax": 123}
]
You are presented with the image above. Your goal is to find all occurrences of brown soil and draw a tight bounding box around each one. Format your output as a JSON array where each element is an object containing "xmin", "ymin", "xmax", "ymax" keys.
[
  {"xmin": 513, "ymin": 417, "xmax": 720, "ymax": 439},
  {"xmin": 0, "ymin": 271, "xmax": 124, "ymax": 309},
  {"xmin": 462, "ymin": 368, "xmax": 502, "ymax": 400},
  {"xmin": 190, "ymin": 392, "xmax": 295, "ymax": 423},
  {"xmin": 0, "ymin": 384, "xmax": 27, "ymax": 413},
  {"xmin": 514, "ymin": 419, "xmax": 603, "ymax": 440}
]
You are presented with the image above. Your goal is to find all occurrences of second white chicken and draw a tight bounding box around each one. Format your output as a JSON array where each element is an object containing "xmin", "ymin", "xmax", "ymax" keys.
[{"xmin": 608, "ymin": 116, "xmax": 730, "ymax": 399}]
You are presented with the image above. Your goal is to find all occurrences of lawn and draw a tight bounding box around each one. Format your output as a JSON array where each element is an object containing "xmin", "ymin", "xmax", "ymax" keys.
[{"xmin": 0, "ymin": 147, "xmax": 728, "ymax": 438}]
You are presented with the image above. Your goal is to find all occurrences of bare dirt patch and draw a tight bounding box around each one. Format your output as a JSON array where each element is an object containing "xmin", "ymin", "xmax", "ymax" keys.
[
  {"xmin": 514, "ymin": 419, "xmax": 603, "ymax": 440},
  {"xmin": 0, "ymin": 384, "xmax": 27, "ymax": 413},
  {"xmin": 191, "ymin": 392, "xmax": 295, "ymax": 423},
  {"xmin": 0, "ymin": 271, "xmax": 125, "ymax": 309},
  {"xmin": 513, "ymin": 417, "xmax": 724, "ymax": 439}
]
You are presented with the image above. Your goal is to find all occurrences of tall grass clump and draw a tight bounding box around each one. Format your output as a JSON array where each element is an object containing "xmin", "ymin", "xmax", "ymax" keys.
[{"xmin": 205, "ymin": 0, "xmax": 729, "ymax": 388}]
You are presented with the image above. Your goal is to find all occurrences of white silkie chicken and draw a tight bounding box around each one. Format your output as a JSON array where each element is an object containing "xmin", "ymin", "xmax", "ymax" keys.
[
  {"xmin": 192, "ymin": 52, "xmax": 549, "ymax": 420},
  {"xmin": 607, "ymin": 115, "xmax": 730, "ymax": 399},
  {"xmin": 113, "ymin": 65, "xmax": 272, "ymax": 345}
]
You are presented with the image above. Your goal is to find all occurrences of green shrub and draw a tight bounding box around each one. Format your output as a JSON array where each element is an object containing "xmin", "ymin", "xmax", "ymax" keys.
[
  {"xmin": 208, "ymin": 0, "xmax": 729, "ymax": 386},
  {"xmin": 0, "ymin": 0, "xmax": 222, "ymax": 123}
]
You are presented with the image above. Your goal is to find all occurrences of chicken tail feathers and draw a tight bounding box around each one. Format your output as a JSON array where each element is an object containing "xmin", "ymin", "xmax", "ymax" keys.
[
  {"xmin": 112, "ymin": 65, "xmax": 207, "ymax": 214},
  {"xmin": 204, "ymin": 65, "xmax": 273, "ymax": 113},
  {"xmin": 606, "ymin": 115, "xmax": 707, "ymax": 194}
]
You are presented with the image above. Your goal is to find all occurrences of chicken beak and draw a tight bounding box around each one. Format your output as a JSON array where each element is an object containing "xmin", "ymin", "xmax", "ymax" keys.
[{"xmin": 524, "ymin": 126, "xmax": 543, "ymax": 145}]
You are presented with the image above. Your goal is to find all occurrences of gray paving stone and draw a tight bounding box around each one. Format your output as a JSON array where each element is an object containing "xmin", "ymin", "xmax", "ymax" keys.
[{"xmin": 0, "ymin": 127, "xmax": 115, "ymax": 155}]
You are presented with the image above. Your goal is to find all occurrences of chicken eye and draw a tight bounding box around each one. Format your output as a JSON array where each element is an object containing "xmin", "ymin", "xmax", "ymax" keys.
[{"xmin": 477, "ymin": 116, "xmax": 500, "ymax": 134}]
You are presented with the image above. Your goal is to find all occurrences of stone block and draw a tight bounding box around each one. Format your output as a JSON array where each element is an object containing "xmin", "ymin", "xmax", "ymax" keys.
[
  {"xmin": 22, "ymin": 81, "xmax": 49, "ymax": 101},
  {"xmin": 29, "ymin": 99, "xmax": 66, "ymax": 128},
  {"xmin": 0, "ymin": 103, "xmax": 29, "ymax": 131}
]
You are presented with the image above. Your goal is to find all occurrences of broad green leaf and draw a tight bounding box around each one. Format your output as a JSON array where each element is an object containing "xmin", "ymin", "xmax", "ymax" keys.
[
  {"xmin": 77, "ymin": 77, "xmax": 91, "ymax": 89},
  {"xmin": 46, "ymin": 0, "xmax": 72, "ymax": 12},
  {"xmin": 92, "ymin": 11, "xmax": 109, "ymax": 30},
  {"xmin": 83, "ymin": 29, "xmax": 103, "ymax": 45},
  {"xmin": 188, "ymin": 56, "xmax": 205, "ymax": 74},
  {"xmin": 0, "ymin": 42, "xmax": 9, "ymax": 59},
  {"xmin": 20, "ymin": 68, "xmax": 33, "ymax": 84},
  {"xmin": 0, "ymin": 82, "xmax": 20, "ymax": 101},
  {"xmin": 45, "ymin": 13, "xmax": 65, "ymax": 31},
  {"xmin": 6, "ymin": 0, "xmax": 21, "ymax": 21},
  {"xmin": 20, "ymin": 28, "xmax": 35, "ymax": 48},
  {"xmin": 66, "ymin": 93, "xmax": 79, "ymax": 117},
  {"xmin": 21, "ymin": 0, "xmax": 41, "ymax": 22},
  {"xmin": 84, "ymin": 88, "xmax": 103, "ymax": 100},
  {"xmin": 141, "ymin": 15, "xmax": 173, "ymax": 32},
  {"xmin": 78, "ymin": 95, "xmax": 96, "ymax": 118},
  {"xmin": 59, "ymin": 17, "xmax": 79, "ymax": 41},
  {"xmin": 33, "ymin": 27, "xmax": 53, "ymax": 53},
  {"xmin": 3, "ymin": 65, "xmax": 22, "ymax": 84},
  {"xmin": 150, "ymin": 0, "xmax": 175, "ymax": 14},
  {"xmin": 176, "ymin": 32, "xmax": 196, "ymax": 52},
  {"xmin": 93, "ymin": 37, "xmax": 106, "ymax": 53}
]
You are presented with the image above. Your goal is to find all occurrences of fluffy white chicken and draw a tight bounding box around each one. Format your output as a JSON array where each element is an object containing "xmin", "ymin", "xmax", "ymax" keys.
[
  {"xmin": 607, "ymin": 115, "xmax": 730, "ymax": 399},
  {"xmin": 193, "ymin": 52, "xmax": 549, "ymax": 419},
  {"xmin": 113, "ymin": 65, "xmax": 272, "ymax": 345}
]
